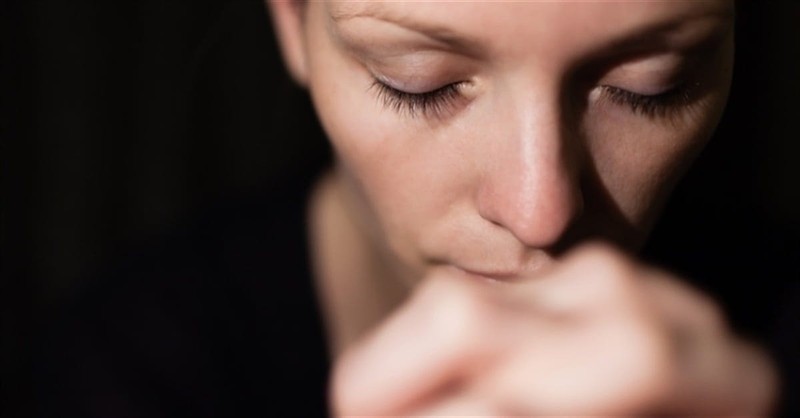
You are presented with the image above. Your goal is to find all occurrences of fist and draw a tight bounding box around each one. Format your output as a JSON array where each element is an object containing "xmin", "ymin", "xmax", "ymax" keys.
[{"xmin": 331, "ymin": 243, "xmax": 777, "ymax": 416}]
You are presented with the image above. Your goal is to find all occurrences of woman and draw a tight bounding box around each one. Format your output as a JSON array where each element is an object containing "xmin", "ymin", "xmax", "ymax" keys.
[
  {"xmin": 36, "ymin": 1, "xmax": 789, "ymax": 416},
  {"xmin": 268, "ymin": 0, "xmax": 779, "ymax": 415}
]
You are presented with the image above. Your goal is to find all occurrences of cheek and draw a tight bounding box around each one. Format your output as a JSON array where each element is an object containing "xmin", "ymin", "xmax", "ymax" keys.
[
  {"xmin": 305, "ymin": 20, "xmax": 472, "ymax": 261},
  {"xmin": 319, "ymin": 106, "xmax": 470, "ymax": 265},
  {"xmin": 582, "ymin": 40, "xmax": 733, "ymax": 245},
  {"xmin": 584, "ymin": 100, "xmax": 725, "ymax": 238}
]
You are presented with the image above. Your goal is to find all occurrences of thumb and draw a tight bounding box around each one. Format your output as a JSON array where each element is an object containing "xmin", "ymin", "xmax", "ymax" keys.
[{"xmin": 331, "ymin": 273, "xmax": 499, "ymax": 416}]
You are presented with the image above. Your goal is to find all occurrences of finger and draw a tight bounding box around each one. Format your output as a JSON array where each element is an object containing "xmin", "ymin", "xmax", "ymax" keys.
[
  {"xmin": 639, "ymin": 270, "xmax": 779, "ymax": 415},
  {"xmin": 470, "ymin": 319, "xmax": 673, "ymax": 416},
  {"xmin": 332, "ymin": 273, "xmax": 505, "ymax": 416},
  {"xmin": 639, "ymin": 267, "xmax": 727, "ymax": 334},
  {"xmin": 653, "ymin": 328, "xmax": 778, "ymax": 415},
  {"xmin": 403, "ymin": 391, "xmax": 498, "ymax": 417},
  {"xmin": 474, "ymin": 243, "xmax": 677, "ymax": 414},
  {"xmin": 509, "ymin": 241, "xmax": 642, "ymax": 317}
]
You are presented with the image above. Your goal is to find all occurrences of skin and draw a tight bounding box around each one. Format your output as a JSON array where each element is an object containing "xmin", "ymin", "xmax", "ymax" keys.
[{"xmin": 269, "ymin": 1, "xmax": 778, "ymax": 415}]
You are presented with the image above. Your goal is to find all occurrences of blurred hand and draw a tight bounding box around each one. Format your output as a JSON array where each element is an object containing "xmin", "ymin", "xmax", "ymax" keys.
[{"xmin": 331, "ymin": 243, "xmax": 777, "ymax": 416}]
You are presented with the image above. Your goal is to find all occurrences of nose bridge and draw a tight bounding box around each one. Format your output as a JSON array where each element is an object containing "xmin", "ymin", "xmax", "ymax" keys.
[{"xmin": 476, "ymin": 83, "xmax": 583, "ymax": 248}]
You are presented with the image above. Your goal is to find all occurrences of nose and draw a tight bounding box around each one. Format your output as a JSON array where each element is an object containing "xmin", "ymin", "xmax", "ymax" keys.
[{"xmin": 475, "ymin": 95, "xmax": 583, "ymax": 249}]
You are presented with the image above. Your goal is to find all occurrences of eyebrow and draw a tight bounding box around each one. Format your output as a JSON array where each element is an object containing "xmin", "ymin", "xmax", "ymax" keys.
[
  {"xmin": 329, "ymin": 4, "xmax": 733, "ymax": 59},
  {"xmin": 329, "ymin": 5, "xmax": 487, "ymax": 57}
]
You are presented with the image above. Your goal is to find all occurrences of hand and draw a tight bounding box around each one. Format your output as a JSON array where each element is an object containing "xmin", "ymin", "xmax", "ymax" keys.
[{"xmin": 331, "ymin": 243, "xmax": 778, "ymax": 416}]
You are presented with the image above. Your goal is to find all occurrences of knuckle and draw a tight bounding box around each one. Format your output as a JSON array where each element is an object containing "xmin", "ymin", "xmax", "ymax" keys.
[
  {"xmin": 441, "ymin": 286, "xmax": 495, "ymax": 343},
  {"xmin": 416, "ymin": 272, "xmax": 496, "ymax": 348},
  {"xmin": 571, "ymin": 240, "xmax": 625, "ymax": 262},
  {"xmin": 330, "ymin": 348, "xmax": 367, "ymax": 415},
  {"xmin": 570, "ymin": 241, "xmax": 637, "ymax": 282},
  {"xmin": 609, "ymin": 323, "xmax": 677, "ymax": 408},
  {"xmin": 560, "ymin": 241, "xmax": 640, "ymax": 307}
]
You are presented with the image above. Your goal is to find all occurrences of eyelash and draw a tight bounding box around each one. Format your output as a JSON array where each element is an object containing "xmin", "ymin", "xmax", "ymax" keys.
[
  {"xmin": 601, "ymin": 83, "xmax": 696, "ymax": 119},
  {"xmin": 371, "ymin": 78, "xmax": 696, "ymax": 120},
  {"xmin": 370, "ymin": 80, "xmax": 466, "ymax": 119}
]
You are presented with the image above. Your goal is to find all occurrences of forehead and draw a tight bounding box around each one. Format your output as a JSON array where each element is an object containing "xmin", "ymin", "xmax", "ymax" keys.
[{"xmin": 327, "ymin": 1, "xmax": 733, "ymax": 62}]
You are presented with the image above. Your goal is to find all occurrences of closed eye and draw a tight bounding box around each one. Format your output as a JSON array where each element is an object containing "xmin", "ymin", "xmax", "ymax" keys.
[
  {"xmin": 600, "ymin": 82, "xmax": 699, "ymax": 119},
  {"xmin": 371, "ymin": 80, "xmax": 467, "ymax": 119}
]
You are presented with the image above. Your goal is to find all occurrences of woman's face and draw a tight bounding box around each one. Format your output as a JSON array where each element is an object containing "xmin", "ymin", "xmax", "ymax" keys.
[{"xmin": 282, "ymin": 1, "xmax": 734, "ymax": 283}]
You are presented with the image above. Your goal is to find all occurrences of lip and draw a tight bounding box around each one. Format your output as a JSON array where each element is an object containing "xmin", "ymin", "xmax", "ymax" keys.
[
  {"xmin": 448, "ymin": 265, "xmax": 520, "ymax": 283},
  {"xmin": 444, "ymin": 254, "xmax": 556, "ymax": 283}
]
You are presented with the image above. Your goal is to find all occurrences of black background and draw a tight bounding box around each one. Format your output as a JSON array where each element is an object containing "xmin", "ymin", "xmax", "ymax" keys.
[{"xmin": 3, "ymin": 1, "xmax": 799, "ymax": 416}]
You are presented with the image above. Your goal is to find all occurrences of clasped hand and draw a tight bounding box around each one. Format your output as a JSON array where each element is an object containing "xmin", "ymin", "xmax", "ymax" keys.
[{"xmin": 332, "ymin": 243, "xmax": 777, "ymax": 416}]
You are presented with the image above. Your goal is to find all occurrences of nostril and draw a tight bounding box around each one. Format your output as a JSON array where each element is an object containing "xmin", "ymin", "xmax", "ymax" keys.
[{"xmin": 476, "ymin": 174, "xmax": 583, "ymax": 249}]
